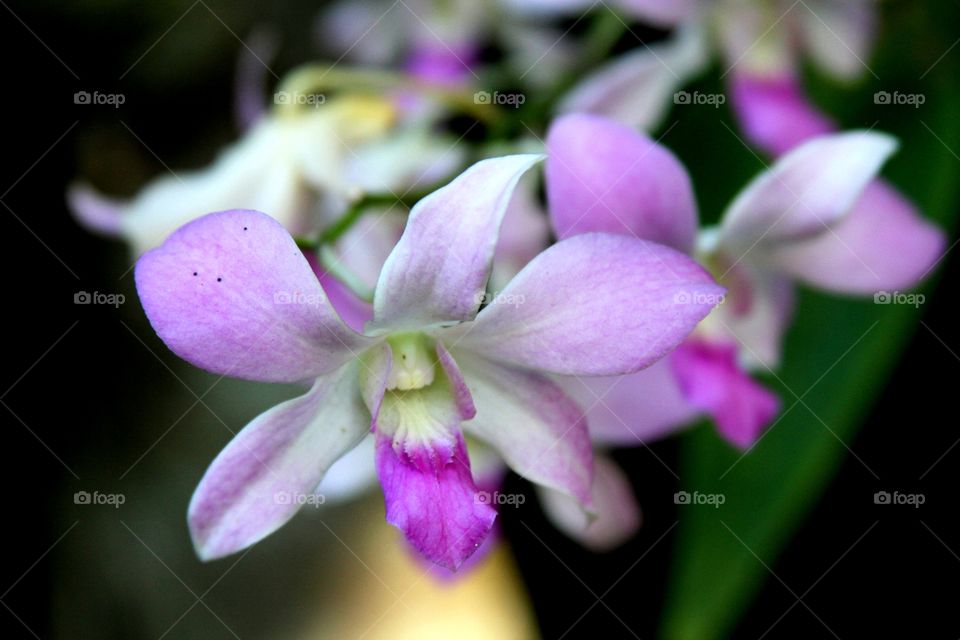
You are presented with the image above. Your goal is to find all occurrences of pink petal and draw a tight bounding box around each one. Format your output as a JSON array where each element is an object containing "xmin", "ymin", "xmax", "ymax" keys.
[
  {"xmin": 671, "ymin": 340, "xmax": 780, "ymax": 449},
  {"xmin": 135, "ymin": 209, "xmax": 373, "ymax": 383},
  {"xmin": 458, "ymin": 232, "xmax": 724, "ymax": 376},
  {"xmin": 453, "ymin": 352, "xmax": 594, "ymax": 508},
  {"xmin": 563, "ymin": 356, "xmax": 700, "ymax": 446},
  {"xmin": 719, "ymin": 131, "xmax": 898, "ymax": 252},
  {"xmin": 538, "ymin": 453, "xmax": 640, "ymax": 551},
  {"xmin": 371, "ymin": 155, "xmax": 543, "ymax": 332},
  {"xmin": 729, "ymin": 71, "xmax": 835, "ymax": 156},
  {"xmin": 556, "ymin": 25, "xmax": 707, "ymax": 130},
  {"xmin": 492, "ymin": 173, "xmax": 551, "ymax": 288},
  {"xmin": 795, "ymin": 0, "xmax": 876, "ymax": 80},
  {"xmin": 546, "ymin": 113, "xmax": 698, "ymax": 253},
  {"xmin": 767, "ymin": 181, "xmax": 946, "ymax": 294},
  {"xmin": 376, "ymin": 431, "xmax": 496, "ymax": 571},
  {"xmin": 188, "ymin": 363, "xmax": 368, "ymax": 560},
  {"xmin": 712, "ymin": 261, "xmax": 796, "ymax": 370}
]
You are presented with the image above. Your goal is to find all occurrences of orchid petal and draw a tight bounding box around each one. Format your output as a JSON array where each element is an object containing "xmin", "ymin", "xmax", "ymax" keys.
[
  {"xmin": 371, "ymin": 154, "xmax": 543, "ymax": 332},
  {"xmin": 546, "ymin": 113, "xmax": 698, "ymax": 253},
  {"xmin": 188, "ymin": 363, "xmax": 368, "ymax": 560},
  {"xmin": 538, "ymin": 453, "xmax": 640, "ymax": 551},
  {"xmin": 766, "ymin": 181, "xmax": 946, "ymax": 294},
  {"xmin": 120, "ymin": 118, "xmax": 317, "ymax": 254},
  {"xmin": 503, "ymin": 0, "xmax": 694, "ymax": 26},
  {"xmin": 562, "ymin": 356, "xmax": 700, "ymax": 446},
  {"xmin": 492, "ymin": 173, "xmax": 551, "ymax": 289},
  {"xmin": 315, "ymin": 434, "xmax": 378, "ymax": 503},
  {"xmin": 458, "ymin": 232, "xmax": 724, "ymax": 376},
  {"xmin": 671, "ymin": 341, "xmax": 780, "ymax": 448},
  {"xmin": 719, "ymin": 131, "xmax": 898, "ymax": 252},
  {"xmin": 136, "ymin": 209, "xmax": 373, "ymax": 383},
  {"xmin": 376, "ymin": 431, "xmax": 496, "ymax": 571},
  {"xmin": 796, "ymin": 0, "xmax": 876, "ymax": 80},
  {"xmin": 728, "ymin": 72, "xmax": 835, "ymax": 156},
  {"xmin": 556, "ymin": 24, "xmax": 708, "ymax": 130},
  {"xmin": 67, "ymin": 183, "xmax": 125, "ymax": 237},
  {"xmin": 453, "ymin": 352, "xmax": 594, "ymax": 508},
  {"xmin": 710, "ymin": 263, "xmax": 796, "ymax": 370}
]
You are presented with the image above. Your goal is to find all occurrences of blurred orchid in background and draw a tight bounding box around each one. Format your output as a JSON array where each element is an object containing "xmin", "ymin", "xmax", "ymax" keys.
[{"xmin": 547, "ymin": 113, "xmax": 943, "ymax": 447}]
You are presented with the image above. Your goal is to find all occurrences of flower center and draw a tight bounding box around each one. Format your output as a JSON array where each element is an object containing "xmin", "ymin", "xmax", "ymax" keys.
[{"xmin": 385, "ymin": 333, "xmax": 436, "ymax": 391}]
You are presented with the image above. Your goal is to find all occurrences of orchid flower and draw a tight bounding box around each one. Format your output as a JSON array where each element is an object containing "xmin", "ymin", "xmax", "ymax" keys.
[
  {"xmin": 556, "ymin": 0, "xmax": 875, "ymax": 138},
  {"xmin": 134, "ymin": 154, "xmax": 723, "ymax": 569},
  {"xmin": 70, "ymin": 96, "xmax": 396, "ymax": 254},
  {"xmin": 547, "ymin": 114, "xmax": 944, "ymax": 448},
  {"xmin": 69, "ymin": 91, "xmax": 461, "ymax": 255}
]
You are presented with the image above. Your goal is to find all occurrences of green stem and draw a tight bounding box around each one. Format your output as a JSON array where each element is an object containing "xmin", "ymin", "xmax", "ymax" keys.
[{"xmin": 317, "ymin": 245, "xmax": 376, "ymax": 303}]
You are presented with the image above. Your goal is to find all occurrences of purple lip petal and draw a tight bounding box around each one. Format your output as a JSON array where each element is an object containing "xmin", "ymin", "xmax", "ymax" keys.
[
  {"xmin": 728, "ymin": 71, "xmax": 835, "ymax": 157},
  {"xmin": 376, "ymin": 431, "xmax": 496, "ymax": 571},
  {"xmin": 671, "ymin": 340, "xmax": 780, "ymax": 449}
]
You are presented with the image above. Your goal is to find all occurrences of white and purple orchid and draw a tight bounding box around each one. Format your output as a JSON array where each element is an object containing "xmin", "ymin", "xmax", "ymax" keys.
[
  {"xmin": 69, "ymin": 91, "xmax": 463, "ymax": 256},
  {"xmin": 134, "ymin": 154, "xmax": 723, "ymax": 569},
  {"xmin": 546, "ymin": 113, "xmax": 944, "ymax": 448}
]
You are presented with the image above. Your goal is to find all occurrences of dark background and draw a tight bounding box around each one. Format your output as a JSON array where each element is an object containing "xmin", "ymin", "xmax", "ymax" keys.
[{"xmin": 2, "ymin": 1, "xmax": 958, "ymax": 638}]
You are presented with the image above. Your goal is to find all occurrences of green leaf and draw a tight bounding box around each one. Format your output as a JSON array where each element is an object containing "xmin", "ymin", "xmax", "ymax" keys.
[{"xmin": 660, "ymin": 16, "xmax": 960, "ymax": 640}]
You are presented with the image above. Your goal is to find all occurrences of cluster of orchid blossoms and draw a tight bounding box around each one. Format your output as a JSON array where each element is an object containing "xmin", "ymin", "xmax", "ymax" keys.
[{"xmin": 71, "ymin": 0, "xmax": 945, "ymax": 573}]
